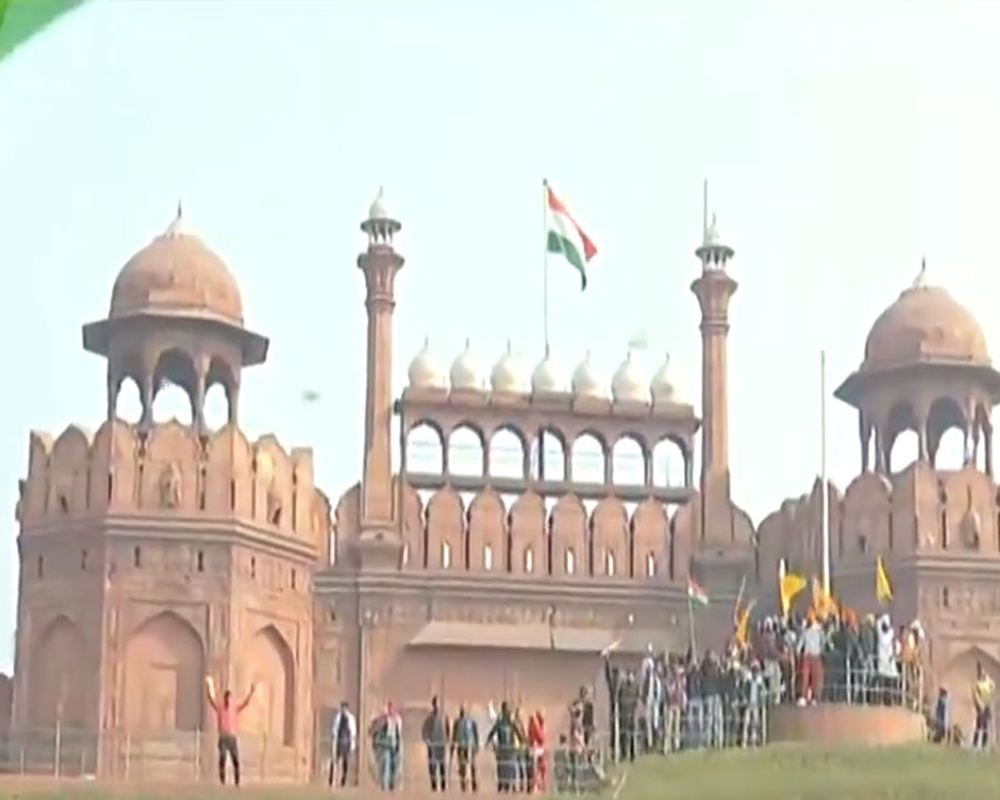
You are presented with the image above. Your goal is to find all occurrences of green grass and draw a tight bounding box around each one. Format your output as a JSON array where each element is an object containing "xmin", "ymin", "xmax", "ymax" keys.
[{"xmin": 616, "ymin": 745, "xmax": 1000, "ymax": 800}]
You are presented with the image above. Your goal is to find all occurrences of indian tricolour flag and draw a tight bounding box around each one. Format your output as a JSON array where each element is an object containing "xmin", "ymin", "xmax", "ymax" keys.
[
  {"xmin": 545, "ymin": 182, "xmax": 598, "ymax": 290},
  {"xmin": 0, "ymin": 0, "xmax": 87, "ymax": 65},
  {"xmin": 687, "ymin": 576, "xmax": 709, "ymax": 607}
]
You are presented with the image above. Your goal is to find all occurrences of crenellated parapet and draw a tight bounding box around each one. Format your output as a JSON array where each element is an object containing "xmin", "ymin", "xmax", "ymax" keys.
[
  {"xmin": 18, "ymin": 418, "xmax": 331, "ymax": 552},
  {"xmin": 332, "ymin": 477, "xmax": 691, "ymax": 583}
]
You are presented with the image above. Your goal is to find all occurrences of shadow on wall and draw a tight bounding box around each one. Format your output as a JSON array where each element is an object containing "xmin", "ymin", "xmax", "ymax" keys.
[{"xmin": 0, "ymin": 673, "xmax": 11, "ymax": 732}]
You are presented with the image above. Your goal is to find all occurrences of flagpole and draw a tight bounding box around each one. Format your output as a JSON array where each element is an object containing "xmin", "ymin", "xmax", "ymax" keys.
[
  {"xmin": 543, "ymin": 178, "xmax": 550, "ymax": 352},
  {"xmin": 686, "ymin": 594, "xmax": 697, "ymax": 655},
  {"xmin": 821, "ymin": 349, "xmax": 830, "ymax": 595},
  {"xmin": 540, "ymin": 179, "xmax": 550, "ymax": 482}
]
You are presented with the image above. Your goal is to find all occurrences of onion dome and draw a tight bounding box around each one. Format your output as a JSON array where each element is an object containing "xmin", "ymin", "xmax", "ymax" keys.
[
  {"xmin": 864, "ymin": 271, "xmax": 990, "ymax": 368},
  {"xmin": 407, "ymin": 337, "xmax": 446, "ymax": 389},
  {"xmin": 531, "ymin": 346, "xmax": 565, "ymax": 393},
  {"xmin": 571, "ymin": 352, "xmax": 606, "ymax": 399},
  {"xmin": 449, "ymin": 338, "xmax": 484, "ymax": 391},
  {"xmin": 110, "ymin": 203, "xmax": 243, "ymax": 325},
  {"xmin": 491, "ymin": 341, "xmax": 527, "ymax": 393},
  {"xmin": 612, "ymin": 351, "xmax": 650, "ymax": 403},
  {"xmin": 368, "ymin": 186, "xmax": 391, "ymax": 221},
  {"xmin": 650, "ymin": 352, "xmax": 676, "ymax": 403}
]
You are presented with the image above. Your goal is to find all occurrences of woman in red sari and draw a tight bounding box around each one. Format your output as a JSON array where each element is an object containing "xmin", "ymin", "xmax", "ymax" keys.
[{"xmin": 527, "ymin": 710, "xmax": 547, "ymax": 793}]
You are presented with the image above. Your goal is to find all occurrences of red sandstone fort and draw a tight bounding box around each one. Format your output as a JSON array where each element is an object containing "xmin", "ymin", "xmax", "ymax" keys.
[{"xmin": 3, "ymin": 191, "xmax": 998, "ymax": 779}]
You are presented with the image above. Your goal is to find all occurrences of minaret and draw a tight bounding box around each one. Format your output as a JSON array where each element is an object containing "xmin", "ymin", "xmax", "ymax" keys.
[
  {"xmin": 690, "ymin": 193, "xmax": 737, "ymax": 544},
  {"xmin": 357, "ymin": 189, "xmax": 404, "ymax": 542}
]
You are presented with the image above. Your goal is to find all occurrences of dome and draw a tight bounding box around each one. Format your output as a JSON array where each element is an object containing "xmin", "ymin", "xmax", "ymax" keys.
[
  {"xmin": 531, "ymin": 347, "xmax": 565, "ymax": 393},
  {"xmin": 408, "ymin": 338, "xmax": 446, "ymax": 389},
  {"xmin": 650, "ymin": 352, "xmax": 676, "ymax": 403},
  {"xmin": 491, "ymin": 341, "xmax": 527, "ymax": 393},
  {"xmin": 571, "ymin": 352, "xmax": 606, "ymax": 399},
  {"xmin": 612, "ymin": 352, "xmax": 650, "ymax": 403},
  {"xmin": 110, "ymin": 206, "xmax": 243, "ymax": 325},
  {"xmin": 368, "ymin": 187, "xmax": 391, "ymax": 221},
  {"xmin": 864, "ymin": 283, "xmax": 990, "ymax": 368},
  {"xmin": 450, "ymin": 339, "xmax": 485, "ymax": 391}
]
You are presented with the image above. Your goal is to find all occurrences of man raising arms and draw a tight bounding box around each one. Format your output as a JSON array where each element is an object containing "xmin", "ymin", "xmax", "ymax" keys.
[{"xmin": 206, "ymin": 675, "xmax": 256, "ymax": 785}]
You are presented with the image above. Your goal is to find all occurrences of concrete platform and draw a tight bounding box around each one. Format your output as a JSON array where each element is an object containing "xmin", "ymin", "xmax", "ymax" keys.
[{"xmin": 768, "ymin": 703, "xmax": 926, "ymax": 746}]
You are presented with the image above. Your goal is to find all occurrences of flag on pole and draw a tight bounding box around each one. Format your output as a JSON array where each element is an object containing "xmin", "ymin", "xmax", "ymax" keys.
[
  {"xmin": 811, "ymin": 575, "xmax": 838, "ymax": 621},
  {"xmin": 686, "ymin": 576, "xmax": 709, "ymax": 607},
  {"xmin": 734, "ymin": 599, "xmax": 757, "ymax": 648},
  {"xmin": 545, "ymin": 182, "xmax": 597, "ymax": 290},
  {"xmin": 0, "ymin": 0, "xmax": 86, "ymax": 64},
  {"xmin": 876, "ymin": 556, "xmax": 893, "ymax": 604},
  {"xmin": 779, "ymin": 572, "xmax": 807, "ymax": 617}
]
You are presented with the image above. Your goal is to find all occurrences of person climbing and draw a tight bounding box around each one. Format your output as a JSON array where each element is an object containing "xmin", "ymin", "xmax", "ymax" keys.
[{"xmin": 205, "ymin": 675, "xmax": 255, "ymax": 786}]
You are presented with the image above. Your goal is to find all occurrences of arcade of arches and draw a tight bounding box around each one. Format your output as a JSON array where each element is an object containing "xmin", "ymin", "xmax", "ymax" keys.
[{"xmin": 29, "ymin": 616, "xmax": 89, "ymax": 729}]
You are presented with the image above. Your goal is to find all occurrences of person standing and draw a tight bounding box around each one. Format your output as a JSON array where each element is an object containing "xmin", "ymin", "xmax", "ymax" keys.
[
  {"xmin": 452, "ymin": 704, "xmax": 480, "ymax": 792},
  {"xmin": 370, "ymin": 702, "xmax": 403, "ymax": 792},
  {"xmin": 486, "ymin": 701, "xmax": 519, "ymax": 793},
  {"xmin": 798, "ymin": 612, "xmax": 825, "ymax": 705},
  {"xmin": 972, "ymin": 662, "xmax": 995, "ymax": 749},
  {"xmin": 205, "ymin": 676, "xmax": 255, "ymax": 786},
  {"xmin": 422, "ymin": 696, "xmax": 451, "ymax": 791},
  {"xmin": 329, "ymin": 701, "xmax": 357, "ymax": 788},
  {"xmin": 527, "ymin": 710, "xmax": 547, "ymax": 793}
]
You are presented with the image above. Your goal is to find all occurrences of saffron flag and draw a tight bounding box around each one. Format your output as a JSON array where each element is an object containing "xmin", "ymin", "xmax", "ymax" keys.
[
  {"xmin": 0, "ymin": 0, "xmax": 86, "ymax": 64},
  {"xmin": 734, "ymin": 599, "xmax": 757, "ymax": 647},
  {"xmin": 811, "ymin": 576, "xmax": 838, "ymax": 621},
  {"xmin": 687, "ymin": 576, "xmax": 709, "ymax": 607},
  {"xmin": 545, "ymin": 182, "xmax": 598, "ymax": 290},
  {"xmin": 876, "ymin": 555, "xmax": 893, "ymax": 604},
  {"xmin": 779, "ymin": 572, "xmax": 807, "ymax": 616}
]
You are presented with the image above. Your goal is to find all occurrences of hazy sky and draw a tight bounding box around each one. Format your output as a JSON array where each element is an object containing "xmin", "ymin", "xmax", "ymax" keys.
[{"xmin": 2, "ymin": 0, "xmax": 999, "ymax": 671}]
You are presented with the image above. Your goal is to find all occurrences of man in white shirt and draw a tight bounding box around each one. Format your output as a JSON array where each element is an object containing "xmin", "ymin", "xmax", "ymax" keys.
[{"xmin": 329, "ymin": 701, "xmax": 357, "ymax": 788}]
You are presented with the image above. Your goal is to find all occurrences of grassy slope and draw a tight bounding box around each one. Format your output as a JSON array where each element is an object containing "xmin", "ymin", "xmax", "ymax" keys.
[{"xmin": 618, "ymin": 745, "xmax": 999, "ymax": 800}]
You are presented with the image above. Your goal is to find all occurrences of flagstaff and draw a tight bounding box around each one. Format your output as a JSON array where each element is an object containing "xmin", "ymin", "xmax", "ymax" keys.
[
  {"xmin": 542, "ymin": 178, "xmax": 550, "ymax": 352},
  {"xmin": 821, "ymin": 349, "xmax": 830, "ymax": 595}
]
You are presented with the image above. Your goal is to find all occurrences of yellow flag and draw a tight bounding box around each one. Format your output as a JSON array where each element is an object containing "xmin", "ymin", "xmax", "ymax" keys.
[
  {"xmin": 811, "ymin": 576, "xmax": 838, "ymax": 621},
  {"xmin": 735, "ymin": 599, "xmax": 757, "ymax": 646},
  {"xmin": 876, "ymin": 556, "xmax": 893, "ymax": 604},
  {"xmin": 779, "ymin": 572, "xmax": 807, "ymax": 616}
]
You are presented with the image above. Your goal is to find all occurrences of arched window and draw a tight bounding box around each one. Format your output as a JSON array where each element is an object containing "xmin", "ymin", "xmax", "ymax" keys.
[
  {"xmin": 483, "ymin": 544, "xmax": 494, "ymax": 571},
  {"xmin": 646, "ymin": 552, "xmax": 656, "ymax": 577},
  {"xmin": 565, "ymin": 548, "xmax": 576, "ymax": 575},
  {"xmin": 442, "ymin": 542, "xmax": 452, "ymax": 569},
  {"xmin": 606, "ymin": 550, "xmax": 616, "ymax": 577},
  {"xmin": 524, "ymin": 547, "xmax": 534, "ymax": 574}
]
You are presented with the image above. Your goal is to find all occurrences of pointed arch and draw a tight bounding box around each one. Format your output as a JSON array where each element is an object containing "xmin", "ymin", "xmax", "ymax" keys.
[
  {"xmin": 124, "ymin": 611, "xmax": 205, "ymax": 732},
  {"xmin": 243, "ymin": 624, "xmax": 295, "ymax": 746},
  {"xmin": 29, "ymin": 616, "xmax": 88, "ymax": 728}
]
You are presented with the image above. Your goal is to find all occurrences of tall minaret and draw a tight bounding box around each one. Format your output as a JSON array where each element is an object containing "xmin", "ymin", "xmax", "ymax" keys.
[
  {"xmin": 357, "ymin": 189, "xmax": 404, "ymax": 541},
  {"xmin": 690, "ymin": 187, "xmax": 737, "ymax": 544}
]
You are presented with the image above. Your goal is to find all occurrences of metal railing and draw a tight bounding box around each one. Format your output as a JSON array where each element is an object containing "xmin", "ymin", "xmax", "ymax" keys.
[{"xmin": 0, "ymin": 726, "xmax": 301, "ymax": 783}]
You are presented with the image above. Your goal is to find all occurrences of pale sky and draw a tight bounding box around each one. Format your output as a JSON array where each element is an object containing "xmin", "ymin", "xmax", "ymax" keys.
[{"xmin": 2, "ymin": 0, "xmax": 999, "ymax": 671}]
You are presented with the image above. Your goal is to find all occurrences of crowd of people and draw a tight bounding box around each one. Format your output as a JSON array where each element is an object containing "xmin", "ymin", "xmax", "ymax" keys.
[
  {"xmin": 323, "ymin": 608, "xmax": 936, "ymax": 792},
  {"xmin": 597, "ymin": 610, "xmax": 927, "ymax": 758},
  {"xmin": 356, "ymin": 695, "xmax": 597, "ymax": 793}
]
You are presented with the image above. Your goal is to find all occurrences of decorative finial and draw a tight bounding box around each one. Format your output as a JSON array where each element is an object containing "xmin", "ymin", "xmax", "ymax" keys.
[
  {"xmin": 176, "ymin": 199, "xmax": 182, "ymax": 219},
  {"xmin": 464, "ymin": 337, "xmax": 471, "ymax": 349},
  {"xmin": 912, "ymin": 256, "xmax": 927, "ymax": 289},
  {"xmin": 711, "ymin": 211, "xmax": 717, "ymax": 228},
  {"xmin": 377, "ymin": 185, "xmax": 384, "ymax": 200},
  {"xmin": 423, "ymin": 335, "xmax": 430, "ymax": 348},
  {"xmin": 506, "ymin": 339, "xmax": 512, "ymax": 354}
]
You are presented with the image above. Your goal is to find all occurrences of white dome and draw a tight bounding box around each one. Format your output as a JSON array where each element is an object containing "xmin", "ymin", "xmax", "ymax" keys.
[
  {"xmin": 450, "ymin": 338, "xmax": 484, "ymax": 391},
  {"xmin": 491, "ymin": 341, "xmax": 527, "ymax": 393},
  {"xmin": 612, "ymin": 352, "xmax": 650, "ymax": 404},
  {"xmin": 368, "ymin": 186, "xmax": 391, "ymax": 221},
  {"xmin": 571, "ymin": 352, "xmax": 606, "ymax": 399},
  {"xmin": 407, "ymin": 337, "xmax": 446, "ymax": 390},
  {"xmin": 650, "ymin": 352, "xmax": 675, "ymax": 403},
  {"xmin": 531, "ymin": 347, "xmax": 565, "ymax": 393}
]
